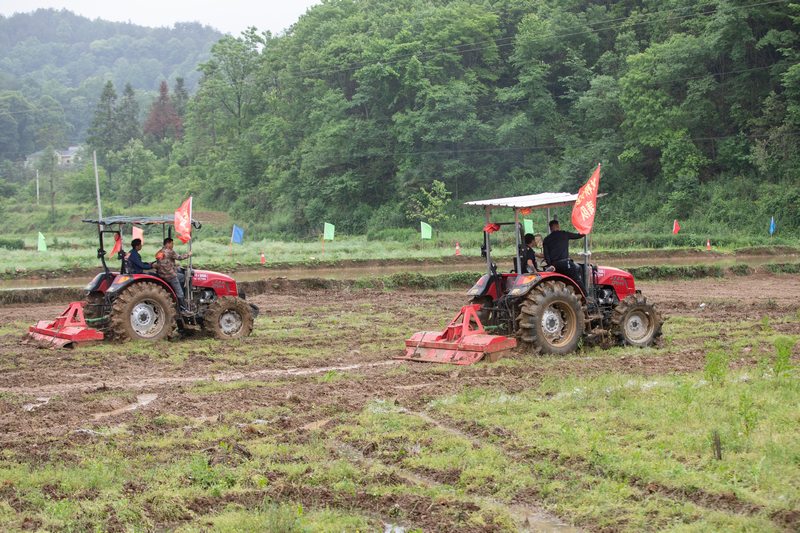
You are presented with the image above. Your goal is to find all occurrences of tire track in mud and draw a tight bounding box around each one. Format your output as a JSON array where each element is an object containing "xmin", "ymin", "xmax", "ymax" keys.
[
  {"xmin": 403, "ymin": 408, "xmax": 797, "ymax": 531},
  {"xmin": 0, "ymin": 360, "xmax": 400, "ymax": 396}
]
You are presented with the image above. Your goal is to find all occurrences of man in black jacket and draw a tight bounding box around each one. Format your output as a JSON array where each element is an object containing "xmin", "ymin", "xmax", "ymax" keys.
[{"xmin": 543, "ymin": 220, "xmax": 586, "ymax": 294}]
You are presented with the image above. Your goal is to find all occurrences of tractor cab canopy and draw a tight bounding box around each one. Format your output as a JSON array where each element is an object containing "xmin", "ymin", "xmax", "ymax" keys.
[
  {"xmin": 465, "ymin": 192, "xmax": 604, "ymax": 276},
  {"xmin": 82, "ymin": 216, "xmax": 202, "ymax": 275},
  {"xmin": 465, "ymin": 192, "xmax": 581, "ymax": 211},
  {"xmin": 82, "ymin": 215, "xmax": 202, "ymax": 229}
]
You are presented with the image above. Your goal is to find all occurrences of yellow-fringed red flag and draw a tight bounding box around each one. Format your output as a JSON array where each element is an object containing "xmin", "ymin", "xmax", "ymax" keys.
[
  {"xmin": 571, "ymin": 164, "xmax": 601, "ymax": 234},
  {"xmin": 174, "ymin": 197, "xmax": 193, "ymax": 243}
]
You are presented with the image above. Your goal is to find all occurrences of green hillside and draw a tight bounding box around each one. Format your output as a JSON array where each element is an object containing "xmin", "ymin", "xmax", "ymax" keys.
[
  {"xmin": 2, "ymin": 1, "xmax": 799, "ymax": 238},
  {"xmin": 0, "ymin": 8, "xmax": 222, "ymax": 149}
]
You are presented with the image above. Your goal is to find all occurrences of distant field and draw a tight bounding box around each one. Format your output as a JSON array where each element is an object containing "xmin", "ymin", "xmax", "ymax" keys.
[{"xmin": 2, "ymin": 234, "xmax": 799, "ymax": 278}]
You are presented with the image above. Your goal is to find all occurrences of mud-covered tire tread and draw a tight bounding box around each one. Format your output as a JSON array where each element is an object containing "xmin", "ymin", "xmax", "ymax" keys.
[
  {"xmin": 110, "ymin": 282, "xmax": 176, "ymax": 341},
  {"xmin": 611, "ymin": 293, "xmax": 663, "ymax": 347},
  {"xmin": 83, "ymin": 291, "xmax": 106, "ymax": 320},
  {"xmin": 516, "ymin": 280, "xmax": 584, "ymax": 355},
  {"xmin": 204, "ymin": 296, "xmax": 254, "ymax": 339}
]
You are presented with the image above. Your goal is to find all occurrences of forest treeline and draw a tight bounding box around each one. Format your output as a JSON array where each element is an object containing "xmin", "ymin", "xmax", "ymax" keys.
[
  {"xmin": 0, "ymin": 9, "xmax": 221, "ymax": 157},
  {"xmin": 3, "ymin": 1, "xmax": 800, "ymax": 237}
]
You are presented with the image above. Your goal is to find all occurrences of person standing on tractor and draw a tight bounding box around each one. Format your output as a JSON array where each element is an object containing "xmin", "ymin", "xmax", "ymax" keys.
[
  {"xmin": 126, "ymin": 238, "xmax": 154, "ymax": 274},
  {"xmin": 155, "ymin": 237, "xmax": 192, "ymax": 313},
  {"xmin": 543, "ymin": 220, "xmax": 586, "ymax": 294}
]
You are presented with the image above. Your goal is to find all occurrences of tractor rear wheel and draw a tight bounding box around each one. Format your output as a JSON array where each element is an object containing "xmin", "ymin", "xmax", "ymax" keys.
[
  {"xmin": 110, "ymin": 282, "xmax": 176, "ymax": 341},
  {"xmin": 204, "ymin": 296, "xmax": 254, "ymax": 339},
  {"xmin": 611, "ymin": 293, "xmax": 662, "ymax": 347},
  {"xmin": 517, "ymin": 281, "xmax": 584, "ymax": 354},
  {"xmin": 83, "ymin": 291, "xmax": 106, "ymax": 320}
]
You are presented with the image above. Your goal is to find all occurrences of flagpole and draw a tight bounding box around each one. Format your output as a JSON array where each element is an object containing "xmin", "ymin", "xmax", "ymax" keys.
[{"xmin": 186, "ymin": 196, "xmax": 193, "ymax": 311}]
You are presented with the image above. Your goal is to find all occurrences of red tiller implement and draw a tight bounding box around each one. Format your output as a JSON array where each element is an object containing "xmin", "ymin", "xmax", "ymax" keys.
[
  {"xmin": 26, "ymin": 301, "xmax": 104, "ymax": 349},
  {"xmin": 398, "ymin": 304, "xmax": 516, "ymax": 365}
]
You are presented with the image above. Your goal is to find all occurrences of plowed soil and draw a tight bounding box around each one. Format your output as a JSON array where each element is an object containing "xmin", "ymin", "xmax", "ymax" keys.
[
  {"xmin": 1, "ymin": 272, "xmax": 798, "ymax": 530},
  {"xmin": 2, "ymin": 274, "xmax": 796, "ymax": 443}
]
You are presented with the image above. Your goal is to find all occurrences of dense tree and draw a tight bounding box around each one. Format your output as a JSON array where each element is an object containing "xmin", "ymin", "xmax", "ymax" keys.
[
  {"xmin": 6, "ymin": 0, "xmax": 800, "ymax": 233},
  {"xmin": 107, "ymin": 139, "xmax": 158, "ymax": 207},
  {"xmin": 144, "ymin": 81, "xmax": 182, "ymax": 157},
  {"xmin": 171, "ymin": 77, "xmax": 189, "ymax": 119},
  {"xmin": 86, "ymin": 81, "xmax": 118, "ymax": 165},
  {"xmin": 0, "ymin": 9, "xmax": 221, "ymax": 144},
  {"xmin": 115, "ymin": 83, "xmax": 140, "ymax": 148}
]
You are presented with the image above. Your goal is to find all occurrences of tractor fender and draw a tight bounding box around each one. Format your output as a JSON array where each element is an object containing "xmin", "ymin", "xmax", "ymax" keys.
[
  {"xmin": 84, "ymin": 271, "xmax": 117, "ymax": 293},
  {"xmin": 104, "ymin": 274, "xmax": 179, "ymax": 302},
  {"xmin": 509, "ymin": 272, "xmax": 586, "ymax": 300}
]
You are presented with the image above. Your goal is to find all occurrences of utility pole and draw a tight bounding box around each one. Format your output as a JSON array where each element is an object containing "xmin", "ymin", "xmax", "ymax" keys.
[{"xmin": 35, "ymin": 169, "xmax": 39, "ymax": 205}]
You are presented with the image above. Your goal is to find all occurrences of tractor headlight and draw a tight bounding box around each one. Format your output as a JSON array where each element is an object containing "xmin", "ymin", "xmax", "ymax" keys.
[{"xmin": 509, "ymin": 274, "xmax": 539, "ymax": 296}]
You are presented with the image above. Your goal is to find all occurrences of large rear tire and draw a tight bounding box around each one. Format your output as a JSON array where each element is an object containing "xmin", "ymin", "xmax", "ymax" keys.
[
  {"xmin": 83, "ymin": 291, "xmax": 106, "ymax": 320},
  {"xmin": 110, "ymin": 282, "xmax": 176, "ymax": 341},
  {"xmin": 204, "ymin": 296, "xmax": 254, "ymax": 339},
  {"xmin": 611, "ymin": 293, "xmax": 662, "ymax": 347},
  {"xmin": 517, "ymin": 281, "xmax": 584, "ymax": 355}
]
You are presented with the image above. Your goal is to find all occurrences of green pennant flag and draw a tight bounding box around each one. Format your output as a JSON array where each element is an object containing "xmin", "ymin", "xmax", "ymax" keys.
[
  {"xmin": 523, "ymin": 219, "xmax": 534, "ymax": 234},
  {"xmin": 420, "ymin": 221, "xmax": 432, "ymax": 240},
  {"xmin": 37, "ymin": 232, "xmax": 47, "ymax": 252},
  {"xmin": 323, "ymin": 222, "xmax": 335, "ymax": 241}
]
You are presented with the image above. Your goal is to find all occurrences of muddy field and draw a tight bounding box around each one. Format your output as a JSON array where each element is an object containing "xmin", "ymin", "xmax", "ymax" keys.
[{"xmin": 1, "ymin": 273, "xmax": 799, "ymax": 531}]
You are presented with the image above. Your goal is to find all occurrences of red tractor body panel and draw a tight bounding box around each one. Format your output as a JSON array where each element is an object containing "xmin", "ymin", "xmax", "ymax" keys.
[
  {"xmin": 90, "ymin": 270, "xmax": 238, "ymax": 301},
  {"xmin": 191, "ymin": 269, "xmax": 239, "ymax": 297},
  {"xmin": 469, "ymin": 271, "xmax": 585, "ymax": 301},
  {"xmin": 595, "ymin": 266, "xmax": 636, "ymax": 300}
]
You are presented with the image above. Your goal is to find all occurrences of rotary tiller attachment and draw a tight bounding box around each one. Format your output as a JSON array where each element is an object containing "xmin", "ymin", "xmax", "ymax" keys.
[
  {"xmin": 25, "ymin": 301, "xmax": 104, "ymax": 349},
  {"xmin": 398, "ymin": 304, "xmax": 516, "ymax": 365}
]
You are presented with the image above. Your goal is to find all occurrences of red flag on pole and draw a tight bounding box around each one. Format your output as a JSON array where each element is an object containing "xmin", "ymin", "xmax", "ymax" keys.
[
  {"xmin": 107, "ymin": 232, "xmax": 122, "ymax": 257},
  {"xmin": 672, "ymin": 219, "xmax": 681, "ymax": 234},
  {"xmin": 571, "ymin": 164, "xmax": 601, "ymax": 234},
  {"xmin": 175, "ymin": 197, "xmax": 193, "ymax": 243}
]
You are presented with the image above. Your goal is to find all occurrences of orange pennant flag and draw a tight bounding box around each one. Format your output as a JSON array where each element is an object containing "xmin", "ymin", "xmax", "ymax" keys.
[
  {"xmin": 571, "ymin": 164, "xmax": 601, "ymax": 234},
  {"xmin": 107, "ymin": 232, "xmax": 122, "ymax": 257},
  {"xmin": 174, "ymin": 197, "xmax": 193, "ymax": 243}
]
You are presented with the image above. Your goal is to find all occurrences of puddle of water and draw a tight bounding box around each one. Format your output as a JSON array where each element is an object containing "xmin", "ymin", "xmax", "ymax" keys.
[
  {"xmin": 22, "ymin": 396, "xmax": 51, "ymax": 412},
  {"xmin": 92, "ymin": 393, "xmax": 157, "ymax": 420}
]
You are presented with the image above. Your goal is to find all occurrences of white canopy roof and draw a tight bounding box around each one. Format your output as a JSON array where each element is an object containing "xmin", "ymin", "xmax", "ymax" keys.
[{"xmin": 465, "ymin": 192, "xmax": 579, "ymax": 210}]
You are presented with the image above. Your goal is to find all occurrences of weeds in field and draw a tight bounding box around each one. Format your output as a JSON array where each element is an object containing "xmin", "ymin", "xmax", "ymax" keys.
[
  {"xmin": 772, "ymin": 336, "xmax": 796, "ymax": 376},
  {"xmin": 704, "ymin": 346, "xmax": 730, "ymax": 384}
]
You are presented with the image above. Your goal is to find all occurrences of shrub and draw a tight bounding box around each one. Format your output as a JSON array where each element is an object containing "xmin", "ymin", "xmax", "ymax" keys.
[{"xmin": 0, "ymin": 238, "xmax": 24, "ymax": 250}]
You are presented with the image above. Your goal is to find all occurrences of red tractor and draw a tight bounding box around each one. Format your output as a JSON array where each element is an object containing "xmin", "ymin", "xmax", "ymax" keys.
[
  {"xmin": 28, "ymin": 216, "xmax": 258, "ymax": 347},
  {"xmin": 401, "ymin": 193, "xmax": 662, "ymax": 364}
]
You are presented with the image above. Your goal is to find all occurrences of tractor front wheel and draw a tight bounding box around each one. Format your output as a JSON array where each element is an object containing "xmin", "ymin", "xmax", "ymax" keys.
[
  {"xmin": 611, "ymin": 293, "xmax": 662, "ymax": 347},
  {"xmin": 517, "ymin": 281, "xmax": 584, "ymax": 355},
  {"xmin": 110, "ymin": 282, "xmax": 176, "ymax": 341},
  {"xmin": 204, "ymin": 296, "xmax": 254, "ymax": 339}
]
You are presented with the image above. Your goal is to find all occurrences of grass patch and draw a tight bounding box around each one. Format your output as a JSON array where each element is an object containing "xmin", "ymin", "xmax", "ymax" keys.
[{"xmin": 430, "ymin": 366, "xmax": 800, "ymax": 531}]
